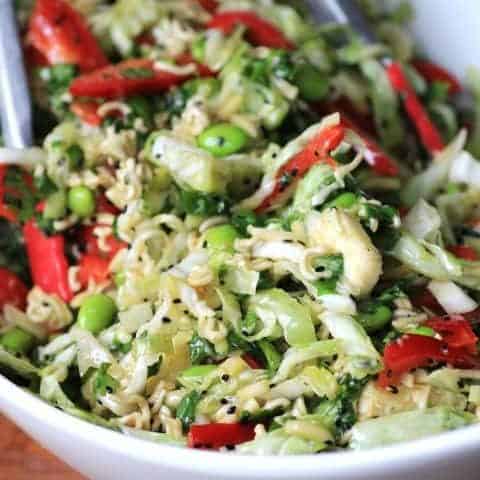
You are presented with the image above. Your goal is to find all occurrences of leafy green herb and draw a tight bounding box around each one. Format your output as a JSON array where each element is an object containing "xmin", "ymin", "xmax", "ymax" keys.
[
  {"xmin": 258, "ymin": 340, "xmax": 281, "ymax": 376},
  {"xmin": 313, "ymin": 254, "xmax": 344, "ymax": 278},
  {"xmin": 111, "ymin": 338, "xmax": 132, "ymax": 354},
  {"xmin": 39, "ymin": 64, "xmax": 77, "ymax": 117},
  {"xmin": 4, "ymin": 167, "xmax": 36, "ymax": 222},
  {"xmin": 121, "ymin": 67, "xmax": 154, "ymax": 79},
  {"xmin": 231, "ymin": 210, "xmax": 266, "ymax": 237},
  {"xmin": 34, "ymin": 172, "xmax": 57, "ymax": 197},
  {"xmin": 315, "ymin": 374, "xmax": 369, "ymax": 438},
  {"xmin": 179, "ymin": 189, "xmax": 230, "ymax": 216},
  {"xmin": 360, "ymin": 203, "xmax": 398, "ymax": 226},
  {"xmin": 93, "ymin": 364, "xmax": 119, "ymax": 397},
  {"xmin": 0, "ymin": 219, "xmax": 30, "ymax": 284},
  {"xmin": 240, "ymin": 406, "xmax": 285, "ymax": 424},
  {"xmin": 241, "ymin": 311, "xmax": 258, "ymax": 336},
  {"xmin": 189, "ymin": 333, "xmax": 216, "ymax": 365},
  {"xmin": 176, "ymin": 390, "xmax": 201, "ymax": 431}
]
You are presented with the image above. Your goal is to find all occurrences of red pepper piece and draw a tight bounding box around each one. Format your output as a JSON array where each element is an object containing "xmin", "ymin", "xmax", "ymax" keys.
[
  {"xmin": 197, "ymin": 0, "xmax": 219, "ymax": 13},
  {"xmin": 188, "ymin": 423, "xmax": 255, "ymax": 449},
  {"xmin": 315, "ymin": 102, "xmax": 398, "ymax": 177},
  {"xmin": 0, "ymin": 268, "xmax": 29, "ymax": 310},
  {"xmin": 448, "ymin": 245, "xmax": 478, "ymax": 261},
  {"xmin": 28, "ymin": 0, "xmax": 108, "ymax": 73},
  {"xmin": 78, "ymin": 254, "xmax": 111, "ymax": 287},
  {"xmin": 385, "ymin": 61, "xmax": 445, "ymax": 154},
  {"xmin": 257, "ymin": 125, "xmax": 345, "ymax": 212},
  {"xmin": 81, "ymin": 225, "xmax": 126, "ymax": 259},
  {"xmin": 208, "ymin": 11, "xmax": 294, "ymax": 50},
  {"xmin": 24, "ymin": 44, "xmax": 50, "ymax": 68},
  {"xmin": 96, "ymin": 194, "xmax": 120, "ymax": 215},
  {"xmin": 378, "ymin": 333, "xmax": 480, "ymax": 388},
  {"xmin": 410, "ymin": 288, "xmax": 445, "ymax": 315},
  {"xmin": 176, "ymin": 52, "xmax": 215, "ymax": 78},
  {"xmin": 339, "ymin": 115, "xmax": 399, "ymax": 177},
  {"xmin": 412, "ymin": 59, "xmax": 461, "ymax": 95},
  {"xmin": 23, "ymin": 220, "xmax": 72, "ymax": 302},
  {"xmin": 70, "ymin": 58, "xmax": 192, "ymax": 99},
  {"xmin": 426, "ymin": 317, "xmax": 478, "ymax": 353},
  {"xmin": 242, "ymin": 353, "xmax": 263, "ymax": 369},
  {"xmin": 70, "ymin": 100, "xmax": 102, "ymax": 126},
  {"xmin": 136, "ymin": 32, "xmax": 156, "ymax": 46}
]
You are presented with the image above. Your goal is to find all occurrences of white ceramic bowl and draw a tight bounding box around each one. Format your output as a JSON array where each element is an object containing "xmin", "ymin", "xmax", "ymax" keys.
[{"xmin": 2, "ymin": 2, "xmax": 480, "ymax": 479}]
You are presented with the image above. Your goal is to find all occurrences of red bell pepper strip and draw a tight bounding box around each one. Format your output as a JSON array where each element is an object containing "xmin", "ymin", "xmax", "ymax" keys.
[
  {"xmin": 81, "ymin": 225, "xmax": 126, "ymax": 258},
  {"xmin": 385, "ymin": 61, "xmax": 445, "ymax": 154},
  {"xmin": 426, "ymin": 317, "xmax": 478, "ymax": 353},
  {"xmin": 410, "ymin": 288, "xmax": 445, "ymax": 315},
  {"xmin": 77, "ymin": 254, "xmax": 111, "ymax": 287},
  {"xmin": 176, "ymin": 53, "xmax": 215, "ymax": 78},
  {"xmin": 70, "ymin": 100, "xmax": 102, "ymax": 126},
  {"xmin": 242, "ymin": 353, "xmax": 263, "ymax": 370},
  {"xmin": 188, "ymin": 423, "xmax": 255, "ymax": 449},
  {"xmin": 412, "ymin": 59, "xmax": 461, "ymax": 95},
  {"xmin": 23, "ymin": 220, "xmax": 72, "ymax": 302},
  {"xmin": 197, "ymin": 0, "xmax": 219, "ymax": 13},
  {"xmin": 70, "ymin": 59, "xmax": 192, "ymax": 99},
  {"xmin": 0, "ymin": 268, "xmax": 29, "ymax": 311},
  {"xmin": 96, "ymin": 194, "xmax": 120, "ymax": 215},
  {"xmin": 28, "ymin": 0, "xmax": 108, "ymax": 73},
  {"xmin": 448, "ymin": 245, "xmax": 478, "ymax": 261},
  {"xmin": 378, "ymin": 333, "xmax": 480, "ymax": 388},
  {"xmin": 339, "ymin": 114, "xmax": 399, "ymax": 177},
  {"xmin": 24, "ymin": 44, "xmax": 50, "ymax": 68},
  {"xmin": 208, "ymin": 11, "xmax": 294, "ymax": 50},
  {"xmin": 256, "ymin": 125, "xmax": 345, "ymax": 212}
]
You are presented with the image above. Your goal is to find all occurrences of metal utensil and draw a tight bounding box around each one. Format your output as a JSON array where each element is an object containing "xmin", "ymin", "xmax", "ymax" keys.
[
  {"xmin": 306, "ymin": 0, "xmax": 445, "ymax": 154},
  {"xmin": 0, "ymin": 0, "xmax": 33, "ymax": 149}
]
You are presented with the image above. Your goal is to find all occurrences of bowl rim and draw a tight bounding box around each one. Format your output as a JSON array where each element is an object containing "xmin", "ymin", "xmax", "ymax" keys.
[{"xmin": 2, "ymin": 372, "xmax": 480, "ymax": 479}]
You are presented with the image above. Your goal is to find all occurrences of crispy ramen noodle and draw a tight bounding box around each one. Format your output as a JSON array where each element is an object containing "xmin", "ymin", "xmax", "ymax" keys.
[{"xmin": 26, "ymin": 287, "xmax": 73, "ymax": 331}]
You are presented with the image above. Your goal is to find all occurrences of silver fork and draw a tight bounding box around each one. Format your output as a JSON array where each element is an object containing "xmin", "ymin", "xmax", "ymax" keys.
[{"xmin": 0, "ymin": 0, "xmax": 33, "ymax": 150}]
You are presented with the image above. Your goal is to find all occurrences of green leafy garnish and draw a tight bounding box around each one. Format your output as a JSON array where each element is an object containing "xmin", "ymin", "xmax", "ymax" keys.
[{"xmin": 176, "ymin": 390, "xmax": 201, "ymax": 431}]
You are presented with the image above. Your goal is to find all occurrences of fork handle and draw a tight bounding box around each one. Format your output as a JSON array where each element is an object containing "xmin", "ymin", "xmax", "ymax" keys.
[{"xmin": 0, "ymin": 0, "xmax": 33, "ymax": 148}]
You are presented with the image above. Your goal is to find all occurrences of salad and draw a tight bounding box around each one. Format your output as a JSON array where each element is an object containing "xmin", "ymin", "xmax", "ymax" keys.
[{"xmin": 2, "ymin": 0, "xmax": 480, "ymax": 455}]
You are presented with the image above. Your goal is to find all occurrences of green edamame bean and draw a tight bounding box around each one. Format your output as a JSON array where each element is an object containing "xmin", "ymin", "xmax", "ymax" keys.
[
  {"xmin": 294, "ymin": 64, "xmax": 330, "ymax": 102},
  {"xmin": 325, "ymin": 192, "xmax": 358, "ymax": 210},
  {"xmin": 44, "ymin": 190, "xmax": 67, "ymax": 220},
  {"xmin": 356, "ymin": 305, "xmax": 392, "ymax": 333},
  {"xmin": 205, "ymin": 224, "xmax": 239, "ymax": 253},
  {"xmin": 68, "ymin": 186, "xmax": 96, "ymax": 217},
  {"xmin": 78, "ymin": 294, "xmax": 117, "ymax": 335},
  {"xmin": 197, "ymin": 123, "xmax": 249, "ymax": 157},
  {"xmin": 0, "ymin": 327, "xmax": 36, "ymax": 354}
]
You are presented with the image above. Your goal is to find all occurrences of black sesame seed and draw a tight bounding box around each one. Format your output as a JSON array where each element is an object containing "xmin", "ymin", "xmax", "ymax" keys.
[
  {"xmin": 227, "ymin": 406, "xmax": 236, "ymax": 415},
  {"xmin": 221, "ymin": 374, "xmax": 230, "ymax": 382},
  {"xmin": 163, "ymin": 317, "xmax": 171, "ymax": 323},
  {"xmin": 225, "ymin": 445, "xmax": 235, "ymax": 451},
  {"xmin": 173, "ymin": 298, "xmax": 181, "ymax": 304},
  {"xmin": 220, "ymin": 398, "xmax": 229, "ymax": 405}
]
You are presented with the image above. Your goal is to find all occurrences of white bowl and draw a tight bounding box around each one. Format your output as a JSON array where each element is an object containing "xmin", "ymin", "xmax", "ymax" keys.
[{"xmin": 2, "ymin": 2, "xmax": 480, "ymax": 479}]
